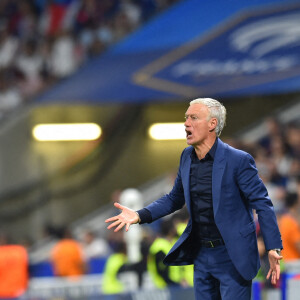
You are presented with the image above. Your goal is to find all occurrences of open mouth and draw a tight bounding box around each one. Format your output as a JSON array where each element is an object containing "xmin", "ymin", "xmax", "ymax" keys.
[{"xmin": 186, "ymin": 130, "xmax": 192, "ymax": 138}]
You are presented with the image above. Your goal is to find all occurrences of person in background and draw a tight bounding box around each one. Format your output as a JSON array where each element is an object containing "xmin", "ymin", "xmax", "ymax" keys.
[
  {"xmin": 106, "ymin": 98, "xmax": 283, "ymax": 300},
  {"xmin": 279, "ymin": 192, "xmax": 300, "ymax": 261},
  {"xmin": 0, "ymin": 232, "xmax": 29, "ymax": 299},
  {"xmin": 81, "ymin": 228, "xmax": 111, "ymax": 274},
  {"xmin": 51, "ymin": 226, "xmax": 85, "ymax": 277},
  {"xmin": 82, "ymin": 229, "xmax": 110, "ymax": 261},
  {"xmin": 172, "ymin": 209, "xmax": 194, "ymax": 287},
  {"xmin": 102, "ymin": 240, "xmax": 128, "ymax": 295},
  {"xmin": 147, "ymin": 218, "xmax": 180, "ymax": 289}
]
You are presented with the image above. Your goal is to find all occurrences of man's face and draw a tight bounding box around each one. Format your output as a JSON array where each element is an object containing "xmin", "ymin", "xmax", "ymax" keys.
[{"xmin": 184, "ymin": 103, "xmax": 213, "ymax": 146}]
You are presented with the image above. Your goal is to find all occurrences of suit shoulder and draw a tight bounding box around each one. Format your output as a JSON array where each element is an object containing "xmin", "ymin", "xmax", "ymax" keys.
[
  {"xmin": 180, "ymin": 146, "xmax": 193, "ymax": 162},
  {"xmin": 223, "ymin": 142, "xmax": 252, "ymax": 160},
  {"xmin": 182, "ymin": 146, "xmax": 194, "ymax": 155}
]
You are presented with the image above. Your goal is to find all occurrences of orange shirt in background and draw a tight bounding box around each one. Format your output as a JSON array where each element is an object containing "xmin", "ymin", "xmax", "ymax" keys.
[
  {"xmin": 0, "ymin": 245, "xmax": 28, "ymax": 298},
  {"xmin": 51, "ymin": 239, "xmax": 85, "ymax": 277},
  {"xmin": 279, "ymin": 213, "xmax": 300, "ymax": 261}
]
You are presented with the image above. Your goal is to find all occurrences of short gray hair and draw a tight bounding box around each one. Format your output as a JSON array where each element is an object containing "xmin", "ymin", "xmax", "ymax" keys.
[{"xmin": 190, "ymin": 98, "xmax": 226, "ymax": 136}]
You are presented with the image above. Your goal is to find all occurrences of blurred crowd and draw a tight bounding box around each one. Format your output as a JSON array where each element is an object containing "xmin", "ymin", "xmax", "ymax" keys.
[
  {"xmin": 228, "ymin": 116, "xmax": 300, "ymax": 289},
  {"xmin": 0, "ymin": 0, "xmax": 179, "ymax": 120},
  {"xmin": 231, "ymin": 117, "xmax": 300, "ymax": 215}
]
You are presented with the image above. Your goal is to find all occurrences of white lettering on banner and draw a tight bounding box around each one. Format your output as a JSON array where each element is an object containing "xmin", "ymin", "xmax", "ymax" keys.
[
  {"xmin": 172, "ymin": 56, "xmax": 298, "ymax": 77},
  {"xmin": 229, "ymin": 13, "xmax": 300, "ymax": 57},
  {"xmin": 171, "ymin": 11, "xmax": 300, "ymax": 80}
]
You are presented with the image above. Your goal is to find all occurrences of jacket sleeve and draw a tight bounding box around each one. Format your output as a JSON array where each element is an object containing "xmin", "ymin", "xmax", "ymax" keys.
[{"xmin": 236, "ymin": 152, "xmax": 282, "ymax": 250}]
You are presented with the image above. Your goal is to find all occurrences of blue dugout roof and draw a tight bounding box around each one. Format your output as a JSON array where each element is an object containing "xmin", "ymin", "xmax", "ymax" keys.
[{"xmin": 36, "ymin": 0, "xmax": 300, "ymax": 104}]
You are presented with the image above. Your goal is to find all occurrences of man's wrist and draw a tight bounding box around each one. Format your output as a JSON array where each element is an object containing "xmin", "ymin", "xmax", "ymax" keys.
[
  {"xmin": 269, "ymin": 248, "xmax": 281, "ymax": 255},
  {"xmin": 135, "ymin": 211, "xmax": 141, "ymax": 223},
  {"xmin": 136, "ymin": 208, "xmax": 152, "ymax": 224}
]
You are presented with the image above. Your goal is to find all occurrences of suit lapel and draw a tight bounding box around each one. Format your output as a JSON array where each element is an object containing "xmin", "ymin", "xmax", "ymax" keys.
[
  {"xmin": 181, "ymin": 149, "xmax": 192, "ymax": 213},
  {"xmin": 212, "ymin": 139, "xmax": 226, "ymax": 216}
]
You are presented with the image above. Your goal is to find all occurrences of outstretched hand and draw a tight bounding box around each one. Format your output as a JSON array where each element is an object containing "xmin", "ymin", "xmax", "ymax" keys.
[
  {"xmin": 266, "ymin": 250, "xmax": 283, "ymax": 285},
  {"xmin": 105, "ymin": 202, "xmax": 140, "ymax": 232}
]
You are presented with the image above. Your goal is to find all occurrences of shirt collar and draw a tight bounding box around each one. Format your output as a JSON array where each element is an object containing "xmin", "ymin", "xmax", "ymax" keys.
[
  {"xmin": 209, "ymin": 137, "xmax": 218, "ymax": 159},
  {"xmin": 191, "ymin": 138, "xmax": 218, "ymax": 161}
]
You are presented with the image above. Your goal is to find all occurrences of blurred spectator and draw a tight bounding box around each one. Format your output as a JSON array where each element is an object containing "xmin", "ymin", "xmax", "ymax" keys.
[
  {"xmin": 38, "ymin": 0, "xmax": 73, "ymax": 37},
  {"xmin": 172, "ymin": 208, "xmax": 194, "ymax": 287},
  {"xmin": 134, "ymin": 229, "xmax": 154, "ymax": 287},
  {"xmin": 0, "ymin": 68, "xmax": 22, "ymax": 119},
  {"xmin": 255, "ymin": 146, "xmax": 286, "ymax": 212},
  {"xmin": 121, "ymin": 0, "xmax": 142, "ymax": 27},
  {"xmin": 270, "ymin": 135, "xmax": 293, "ymax": 178},
  {"xmin": 278, "ymin": 192, "xmax": 300, "ymax": 261},
  {"xmin": 147, "ymin": 218, "xmax": 181, "ymax": 289},
  {"xmin": 286, "ymin": 122, "xmax": 300, "ymax": 160},
  {"xmin": 96, "ymin": 20, "xmax": 114, "ymax": 45},
  {"xmin": 49, "ymin": 29, "xmax": 80, "ymax": 78},
  {"xmin": 259, "ymin": 117, "xmax": 285, "ymax": 155},
  {"xmin": 81, "ymin": 229, "xmax": 111, "ymax": 261},
  {"xmin": 102, "ymin": 234, "xmax": 152, "ymax": 293},
  {"xmin": 10, "ymin": 0, "xmax": 39, "ymax": 40},
  {"xmin": 50, "ymin": 226, "xmax": 85, "ymax": 277},
  {"xmin": 112, "ymin": 10, "xmax": 135, "ymax": 42},
  {"xmin": 15, "ymin": 38, "xmax": 45, "ymax": 97},
  {"xmin": 0, "ymin": 232, "xmax": 29, "ymax": 299},
  {"xmin": 0, "ymin": 26, "xmax": 19, "ymax": 68},
  {"xmin": 73, "ymin": 0, "xmax": 103, "ymax": 33},
  {"xmin": 102, "ymin": 240, "xmax": 128, "ymax": 295},
  {"xmin": 172, "ymin": 207, "xmax": 189, "ymax": 238}
]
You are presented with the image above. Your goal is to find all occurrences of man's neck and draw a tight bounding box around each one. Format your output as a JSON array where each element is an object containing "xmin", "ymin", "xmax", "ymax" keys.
[{"xmin": 194, "ymin": 136, "xmax": 217, "ymax": 160}]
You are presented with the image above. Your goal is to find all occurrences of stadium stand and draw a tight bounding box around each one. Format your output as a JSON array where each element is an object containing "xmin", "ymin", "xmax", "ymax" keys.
[
  {"xmin": 0, "ymin": 0, "xmax": 180, "ymax": 120},
  {"xmin": 0, "ymin": 0, "xmax": 299, "ymax": 299}
]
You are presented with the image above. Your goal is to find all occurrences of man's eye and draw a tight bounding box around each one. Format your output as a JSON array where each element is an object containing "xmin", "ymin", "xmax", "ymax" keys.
[{"xmin": 185, "ymin": 116, "xmax": 198, "ymax": 120}]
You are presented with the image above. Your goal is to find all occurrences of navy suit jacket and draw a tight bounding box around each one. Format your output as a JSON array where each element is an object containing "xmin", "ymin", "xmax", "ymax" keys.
[{"xmin": 144, "ymin": 138, "xmax": 282, "ymax": 280}]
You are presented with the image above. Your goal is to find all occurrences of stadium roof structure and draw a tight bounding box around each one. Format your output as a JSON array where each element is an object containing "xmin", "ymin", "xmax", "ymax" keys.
[{"xmin": 36, "ymin": 0, "xmax": 300, "ymax": 104}]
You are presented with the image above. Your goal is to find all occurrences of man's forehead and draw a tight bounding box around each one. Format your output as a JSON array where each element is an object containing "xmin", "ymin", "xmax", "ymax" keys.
[{"xmin": 185, "ymin": 103, "xmax": 207, "ymax": 115}]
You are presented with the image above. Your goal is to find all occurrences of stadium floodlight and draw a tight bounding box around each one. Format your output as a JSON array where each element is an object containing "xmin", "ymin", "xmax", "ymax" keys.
[
  {"xmin": 32, "ymin": 123, "xmax": 102, "ymax": 141},
  {"xmin": 148, "ymin": 123, "xmax": 185, "ymax": 140}
]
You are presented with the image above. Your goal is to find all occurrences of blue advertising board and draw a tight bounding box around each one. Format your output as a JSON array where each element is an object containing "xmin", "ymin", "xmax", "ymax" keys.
[{"xmin": 36, "ymin": 0, "xmax": 300, "ymax": 104}]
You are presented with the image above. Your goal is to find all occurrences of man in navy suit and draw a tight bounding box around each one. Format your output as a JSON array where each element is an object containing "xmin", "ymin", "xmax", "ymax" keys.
[{"xmin": 106, "ymin": 98, "xmax": 283, "ymax": 299}]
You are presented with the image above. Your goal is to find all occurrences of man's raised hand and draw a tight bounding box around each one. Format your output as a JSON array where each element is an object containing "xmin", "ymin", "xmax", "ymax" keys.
[{"xmin": 105, "ymin": 202, "xmax": 140, "ymax": 232}]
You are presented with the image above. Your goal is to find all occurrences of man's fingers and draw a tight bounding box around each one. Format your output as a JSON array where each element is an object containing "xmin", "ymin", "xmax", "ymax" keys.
[
  {"xmin": 105, "ymin": 203, "xmax": 133, "ymax": 232},
  {"xmin": 276, "ymin": 266, "xmax": 281, "ymax": 280},
  {"xmin": 114, "ymin": 202, "xmax": 125, "ymax": 210},
  {"xmin": 125, "ymin": 223, "xmax": 131, "ymax": 232},
  {"xmin": 105, "ymin": 216, "xmax": 119, "ymax": 223},
  {"xmin": 107, "ymin": 219, "xmax": 121, "ymax": 230},
  {"xmin": 272, "ymin": 271, "xmax": 277, "ymax": 285},
  {"xmin": 114, "ymin": 222, "xmax": 125, "ymax": 232},
  {"xmin": 266, "ymin": 269, "xmax": 271, "ymax": 280},
  {"xmin": 267, "ymin": 269, "xmax": 279, "ymax": 285}
]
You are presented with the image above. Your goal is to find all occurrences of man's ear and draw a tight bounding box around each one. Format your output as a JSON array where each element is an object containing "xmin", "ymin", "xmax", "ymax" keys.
[{"xmin": 209, "ymin": 118, "xmax": 217, "ymax": 132}]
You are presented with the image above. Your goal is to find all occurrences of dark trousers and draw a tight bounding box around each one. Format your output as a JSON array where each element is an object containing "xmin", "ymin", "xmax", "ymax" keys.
[{"xmin": 193, "ymin": 244, "xmax": 252, "ymax": 300}]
